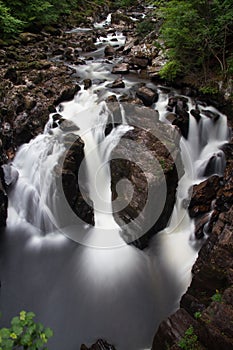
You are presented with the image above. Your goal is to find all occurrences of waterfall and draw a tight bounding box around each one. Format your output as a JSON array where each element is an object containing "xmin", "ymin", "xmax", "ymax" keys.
[
  {"xmin": 0, "ymin": 13, "xmax": 230, "ymax": 348},
  {"xmin": 1, "ymin": 85, "xmax": 229, "ymax": 350}
]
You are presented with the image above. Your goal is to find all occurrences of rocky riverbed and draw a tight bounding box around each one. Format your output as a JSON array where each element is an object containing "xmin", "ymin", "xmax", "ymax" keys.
[{"xmin": 0, "ymin": 1, "xmax": 233, "ymax": 349}]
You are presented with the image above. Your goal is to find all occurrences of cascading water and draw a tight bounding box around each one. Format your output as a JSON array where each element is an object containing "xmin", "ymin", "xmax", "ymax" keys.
[{"xmin": 0, "ymin": 14, "xmax": 230, "ymax": 350}]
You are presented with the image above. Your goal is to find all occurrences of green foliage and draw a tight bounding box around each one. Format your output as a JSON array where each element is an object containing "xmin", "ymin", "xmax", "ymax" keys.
[
  {"xmin": 211, "ymin": 290, "xmax": 223, "ymax": 302},
  {"xmin": 178, "ymin": 326, "xmax": 202, "ymax": 350},
  {"xmin": 155, "ymin": 0, "xmax": 233, "ymax": 81},
  {"xmin": 116, "ymin": 0, "xmax": 138, "ymax": 7},
  {"xmin": 159, "ymin": 60, "xmax": 183, "ymax": 81},
  {"xmin": 0, "ymin": 311, "xmax": 53, "ymax": 349},
  {"xmin": 0, "ymin": 0, "xmax": 108, "ymax": 38},
  {"xmin": 0, "ymin": 1, "xmax": 24, "ymax": 38},
  {"xmin": 199, "ymin": 85, "xmax": 219, "ymax": 95},
  {"xmin": 136, "ymin": 19, "xmax": 155, "ymax": 37},
  {"xmin": 194, "ymin": 311, "xmax": 202, "ymax": 320}
]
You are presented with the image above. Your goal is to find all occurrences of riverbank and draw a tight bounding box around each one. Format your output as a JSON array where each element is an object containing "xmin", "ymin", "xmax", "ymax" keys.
[{"xmin": 0, "ymin": 2, "xmax": 233, "ymax": 349}]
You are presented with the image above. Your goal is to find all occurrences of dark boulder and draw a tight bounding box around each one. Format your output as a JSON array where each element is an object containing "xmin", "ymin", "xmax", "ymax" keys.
[
  {"xmin": 54, "ymin": 84, "xmax": 81, "ymax": 106},
  {"xmin": 110, "ymin": 105, "xmax": 183, "ymax": 248},
  {"xmin": 83, "ymin": 79, "xmax": 92, "ymax": 90},
  {"xmin": 202, "ymin": 109, "xmax": 220, "ymax": 123},
  {"xmin": 104, "ymin": 45, "xmax": 115, "ymax": 57},
  {"xmin": 189, "ymin": 176, "xmax": 221, "ymax": 218},
  {"xmin": 136, "ymin": 86, "xmax": 158, "ymax": 107},
  {"xmin": 62, "ymin": 135, "xmax": 94, "ymax": 226},
  {"xmin": 112, "ymin": 63, "xmax": 130, "ymax": 74},
  {"xmin": 108, "ymin": 78, "xmax": 125, "ymax": 89},
  {"xmin": 166, "ymin": 96, "xmax": 190, "ymax": 138},
  {"xmin": 190, "ymin": 109, "xmax": 201, "ymax": 122}
]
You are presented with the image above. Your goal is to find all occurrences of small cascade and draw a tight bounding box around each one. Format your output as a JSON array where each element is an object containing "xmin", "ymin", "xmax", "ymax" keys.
[
  {"xmin": 58, "ymin": 90, "xmax": 131, "ymax": 233},
  {"xmin": 0, "ymin": 10, "xmax": 231, "ymax": 350}
]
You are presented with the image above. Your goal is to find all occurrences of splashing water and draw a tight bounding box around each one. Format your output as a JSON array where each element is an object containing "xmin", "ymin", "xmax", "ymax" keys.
[{"xmin": 0, "ymin": 85, "xmax": 229, "ymax": 350}]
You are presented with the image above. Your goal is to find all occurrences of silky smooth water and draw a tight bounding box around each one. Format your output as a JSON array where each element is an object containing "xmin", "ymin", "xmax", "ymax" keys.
[{"xmin": 0, "ymin": 15, "xmax": 230, "ymax": 350}]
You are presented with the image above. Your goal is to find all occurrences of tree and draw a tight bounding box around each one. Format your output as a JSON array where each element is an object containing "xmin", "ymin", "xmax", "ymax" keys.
[
  {"xmin": 0, "ymin": 1, "xmax": 24, "ymax": 38},
  {"xmin": 155, "ymin": 0, "xmax": 233, "ymax": 82}
]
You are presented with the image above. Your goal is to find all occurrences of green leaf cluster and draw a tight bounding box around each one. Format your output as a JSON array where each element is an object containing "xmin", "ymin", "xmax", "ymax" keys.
[
  {"xmin": 154, "ymin": 0, "xmax": 233, "ymax": 81},
  {"xmin": 0, "ymin": 311, "xmax": 53, "ymax": 350},
  {"xmin": 0, "ymin": 0, "xmax": 108, "ymax": 39},
  {"xmin": 178, "ymin": 326, "xmax": 202, "ymax": 350},
  {"xmin": 211, "ymin": 290, "xmax": 223, "ymax": 302}
]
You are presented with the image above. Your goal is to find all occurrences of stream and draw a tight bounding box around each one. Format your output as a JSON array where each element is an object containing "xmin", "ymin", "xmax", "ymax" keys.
[{"xmin": 0, "ymin": 11, "xmax": 230, "ymax": 350}]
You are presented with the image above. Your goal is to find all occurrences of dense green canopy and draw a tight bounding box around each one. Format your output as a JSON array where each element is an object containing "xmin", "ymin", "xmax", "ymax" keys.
[
  {"xmin": 0, "ymin": 0, "xmax": 107, "ymax": 38},
  {"xmin": 154, "ymin": 0, "xmax": 233, "ymax": 82}
]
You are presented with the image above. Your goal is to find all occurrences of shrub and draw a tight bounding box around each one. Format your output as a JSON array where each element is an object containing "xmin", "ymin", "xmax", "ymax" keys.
[
  {"xmin": 0, "ymin": 1, "xmax": 24, "ymax": 38},
  {"xmin": 159, "ymin": 60, "xmax": 183, "ymax": 81},
  {"xmin": 0, "ymin": 311, "xmax": 53, "ymax": 349},
  {"xmin": 178, "ymin": 326, "xmax": 202, "ymax": 350}
]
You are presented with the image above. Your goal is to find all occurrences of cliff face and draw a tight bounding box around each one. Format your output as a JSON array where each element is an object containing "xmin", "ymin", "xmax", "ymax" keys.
[{"xmin": 152, "ymin": 137, "xmax": 233, "ymax": 350}]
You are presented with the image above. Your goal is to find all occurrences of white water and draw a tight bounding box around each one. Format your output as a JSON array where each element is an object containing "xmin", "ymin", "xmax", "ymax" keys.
[{"xmin": 0, "ymin": 14, "xmax": 230, "ymax": 350}]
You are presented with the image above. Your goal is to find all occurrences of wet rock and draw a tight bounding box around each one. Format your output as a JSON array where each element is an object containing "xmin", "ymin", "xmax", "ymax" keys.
[
  {"xmin": 104, "ymin": 45, "xmax": 115, "ymax": 57},
  {"xmin": 136, "ymin": 86, "xmax": 158, "ymax": 106},
  {"xmin": 80, "ymin": 339, "xmax": 116, "ymax": 350},
  {"xmin": 203, "ymin": 152, "xmax": 226, "ymax": 177},
  {"xmin": 59, "ymin": 119, "xmax": 80, "ymax": 132},
  {"xmin": 19, "ymin": 32, "xmax": 40, "ymax": 44},
  {"xmin": 194, "ymin": 213, "xmax": 211, "ymax": 239},
  {"xmin": 172, "ymin": 115, "xmax": 189, "ymax": 139},
  {"xmin": 111, "ymin": 12, "xmax": 134, "ymax": 26},
  {"xmin": 83, "ymin": 79, "xmax": 92, "ymax": 90},
  {"xmin": 110, "ymin": 105, "xmax": 183, "ymax": 248},
  {"xmin": 165, "ymin": 112, "xmax": 177, "ymax": 123},
  {"xmin": 202, "ymin": 109, "xmax": 220, "ymax": 122},
  {"xmin": 153, "ymin": 195, "xmax": 233, "ymax": 350},
  {"xmin": 106, "ymin": 95, "xmax": 118, "ymax": 103},
  {"xmin": 128, "ymin": 56, "xmax": 149, "ymax": 69},
  {"xmin": 108, "ymin": 78, "xmax": 125, "ymax": 89},
  {"xmin": 112, "ymin": 63, "xmax": 129, "ymax": 74},
  {"xmin": 81, "ymin": 37, "xmax": 96, "ymax": 52},
  {"xmin": 2, "ymin": 164, "xmax": 19, "ymax": 186},
  {"xmin": 54, "ymin": 84, "xmax": 81, "ymax": 105},
  {"xmin": 52, "ymin": 48, "xmax": 65, "ymax": 56},
  {"xmin": 122, "ymin": 37, "xmax": 139, "ymax": 54},
  {"xmin": 0, "ymin": 168, "xmax": 8, "ymax": 227},
  {"xmin": 189, "ymin": 176, "xmax": 221, "ymax": 218},
  {"xmin": 198, "ymin": 300, "xmax": 233, "ymax": 350},
  {"xmin": 190, "ymin": 109, "xmax": 201, "ymax": 122},
  {"xmin": 152, "ymin": 309, "xmax": 197, "ymax": 350},
  {"xmin": 62, "ymin": 135, "xmax": 94, "ymax": 226}
]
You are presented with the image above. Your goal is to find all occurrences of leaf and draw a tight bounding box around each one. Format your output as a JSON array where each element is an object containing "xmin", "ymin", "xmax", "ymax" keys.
[
  {"xmin": 21, "ymin": 333, "xmax": 32, "ymax": 345},
  {"xmin": 11, "ymin": 316, "xmax": 21, "ymax": 326},
  {"xmin": 26, "ymin": 312, "xmax": 36, "ymax": 320},
  {"xmin": 12, "ymin": 324, "xmax": 23, "ymax": 336},
  {"xmin": 44, "ymin": 327, "xmax": 53, "ymax": 339},
  {"xmin": 0, "ymin": 328, "xmax": 10, "ymax": 339},
  {"xmin": 35, "ymin": 338, "xmax": 44, "ymax": 349}
]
